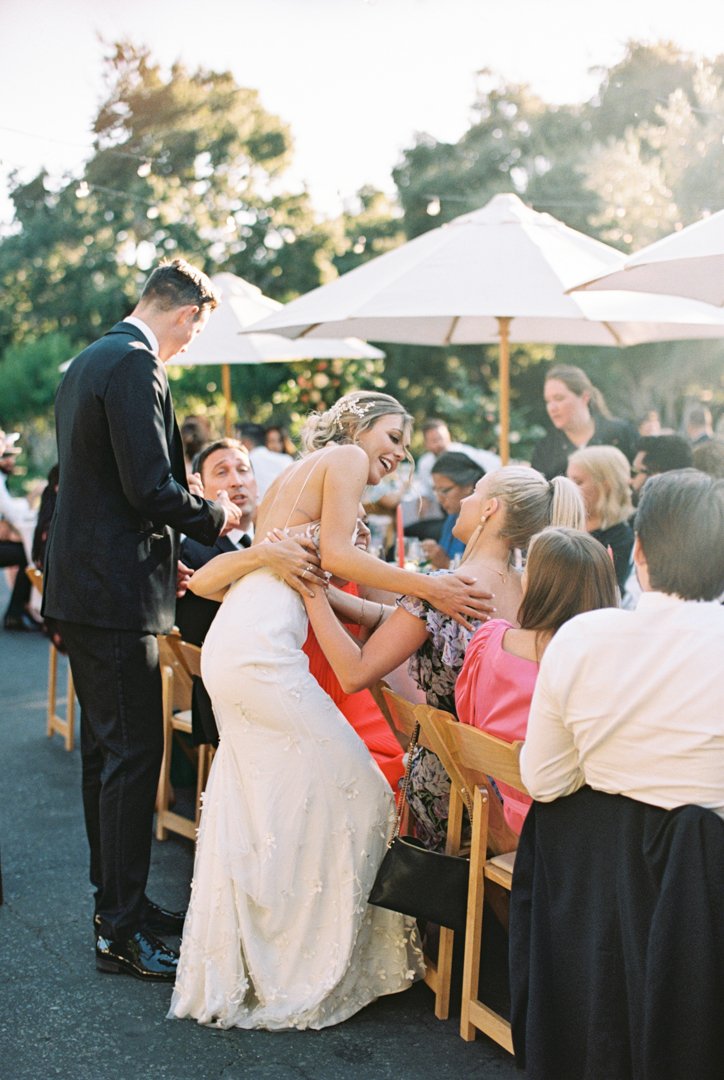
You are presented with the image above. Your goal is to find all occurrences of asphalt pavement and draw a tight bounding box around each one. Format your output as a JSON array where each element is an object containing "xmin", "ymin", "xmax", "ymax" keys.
[{"xmin": 0, "ymin": 578, "xmax": 519, "ymax": 1080}]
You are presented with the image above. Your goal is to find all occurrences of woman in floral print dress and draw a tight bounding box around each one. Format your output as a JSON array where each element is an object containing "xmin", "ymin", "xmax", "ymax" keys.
[{"xmin": 304, "ymin": 466, "xmax": 584, "ymax": 849}]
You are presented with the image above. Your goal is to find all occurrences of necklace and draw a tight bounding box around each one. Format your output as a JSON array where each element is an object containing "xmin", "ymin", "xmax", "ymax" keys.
[{"xmin": 476, "ymin": 560, "xmax": 510, "ymax": 584}]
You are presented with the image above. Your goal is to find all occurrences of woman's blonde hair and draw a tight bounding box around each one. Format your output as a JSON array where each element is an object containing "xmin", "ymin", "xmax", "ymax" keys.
[
  {"xmin": 300, "ymin": 391, "xmax": 412, "ymax": 453},
  {"xmin": 483, "ymin": 466, "xmax": 585, "ymax": 550},
  {"xmin": 568, "ymin": 445, "xmax": 632, "ymax": 528}
]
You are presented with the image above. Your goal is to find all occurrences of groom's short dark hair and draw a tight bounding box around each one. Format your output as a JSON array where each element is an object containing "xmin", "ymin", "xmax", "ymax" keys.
[{"xmin": 140, "ymin": 258, "xmax": 219, "ymax": 316}]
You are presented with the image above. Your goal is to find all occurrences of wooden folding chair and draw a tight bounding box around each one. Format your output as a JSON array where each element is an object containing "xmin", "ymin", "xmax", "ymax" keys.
[
  {"xmin": 417, "ymin": 706, "xmax": 526, "ymax": 1053},
  {"xmin": 379, "ymin": 685, "xmax": 456, "ymax": 1021},
  {"xmin": 25, "ymin": 566, "xmax": 75, "ymax": 751},
  {"xmin": 155, "ymin": 633, "xmax": 212, "ymax": 842},
  {"xmin": 170, "ymin": 637, "xmax": 215, "ymax": 794}
]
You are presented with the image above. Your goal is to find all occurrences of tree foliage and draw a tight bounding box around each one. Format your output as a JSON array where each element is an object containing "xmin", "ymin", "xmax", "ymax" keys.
[{"xmin": 2, "ymin": 38, "xmax": 723, "ymax": 466}]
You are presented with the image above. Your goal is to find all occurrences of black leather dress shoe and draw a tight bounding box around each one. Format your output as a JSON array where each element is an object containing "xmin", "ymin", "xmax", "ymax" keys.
[
  {"xmin": 95, "ymin": 930, "xmax": 179, "ymax": 981},
  {"xmin": 143, "ymin": 900, "xmax": 186, "ymax": 935},
  {"xmin": 93, "ymin": 900, "xmax": 186, "ymax": 937}
]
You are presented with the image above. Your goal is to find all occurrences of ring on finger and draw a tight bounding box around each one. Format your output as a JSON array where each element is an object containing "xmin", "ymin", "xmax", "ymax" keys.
[{"xmin": 301, "ymin": 568, "xmax": 308, "ymax": 579}]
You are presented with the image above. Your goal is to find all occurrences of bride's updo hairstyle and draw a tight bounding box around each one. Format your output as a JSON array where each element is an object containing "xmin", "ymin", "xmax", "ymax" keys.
[
  {"xmin": 465, "ymin": 466, "xmax": 585, "ymax": 556},
  {"xmin": 301, "ymin": 391, "xmax": 412, "ymax": 453}
]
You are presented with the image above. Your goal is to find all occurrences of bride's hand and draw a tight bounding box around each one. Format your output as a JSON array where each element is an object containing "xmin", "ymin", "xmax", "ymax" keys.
[
  {"xmin": 260, "ymin": 530, "xmax": 328, "ymax": 598},
  {"xmin": 422, "ymin": 573, "xmax": 496, "ymax": 629}
]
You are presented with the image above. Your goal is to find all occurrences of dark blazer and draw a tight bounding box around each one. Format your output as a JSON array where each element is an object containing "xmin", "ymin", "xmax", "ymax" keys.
[
  {"xmin": 175, "ymin": 532, "xmax": 251, "ymax": 747},
  {"xmin": 43, "ymin": 321, "xmax": 225, "ymax": 633},
  {"xmin": 530, "ymin": 414, "xmax": 638, "ymax": 480},
  {"xmin": 175, "ymin": 533, "xmax": 247, "ymax": 647},
  {"xmin": 510, "ymin": 787, "xmax": 724, "ymax": 1080}
]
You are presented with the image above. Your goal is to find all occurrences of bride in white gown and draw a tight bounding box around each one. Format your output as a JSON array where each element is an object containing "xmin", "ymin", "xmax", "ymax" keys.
[{"xmin": 168, "ymin": 392, "xmax": 489, "ymax": 1030}]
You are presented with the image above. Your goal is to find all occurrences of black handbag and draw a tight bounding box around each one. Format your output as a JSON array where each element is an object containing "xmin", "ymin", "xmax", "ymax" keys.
[{"xmin": 368, "ymin": 723, "xmax": 470, "ymax": 933}]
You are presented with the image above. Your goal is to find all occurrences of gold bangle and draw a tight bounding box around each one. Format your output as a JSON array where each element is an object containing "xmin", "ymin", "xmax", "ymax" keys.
[
  {"xmin": 371, "ymin": 603, "xmax": 385, "ymax": 631},
  {"xmin": 360, "ymin": 597, "xmax": 367, "ymax": 623}
]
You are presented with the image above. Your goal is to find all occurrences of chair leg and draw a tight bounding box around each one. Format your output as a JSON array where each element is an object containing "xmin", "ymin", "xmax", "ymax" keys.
[
  {"xmin": 194, "ymin": 745, "xmax": 209, "ymax": 828},
  {"xmin": 155, "ymin": 666, "xmax": 173, "ymax": 841},
  {"xmin": 47, "ymin": 642, "xmax": 58, "ymax": 738},
  {"xmin": 460, "ymin": 785, "xmax": 489, "ymax": 1042}
]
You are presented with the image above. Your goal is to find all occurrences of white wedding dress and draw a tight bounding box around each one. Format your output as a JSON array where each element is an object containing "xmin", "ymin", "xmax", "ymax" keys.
[{"xmin": 168, "ymin": 567, "xmax": 423, "ymax": 1030}]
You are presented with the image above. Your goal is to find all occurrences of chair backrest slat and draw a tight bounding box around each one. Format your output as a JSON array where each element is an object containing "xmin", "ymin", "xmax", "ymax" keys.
[{"xmin": 380, "ymin": 686, "xmax": 433, "ymax": 750}]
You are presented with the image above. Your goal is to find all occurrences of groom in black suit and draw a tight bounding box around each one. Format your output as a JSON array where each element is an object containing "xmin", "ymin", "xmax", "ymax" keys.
[{"xmin": 43, "ymin": 259, "xmax": 243, "ymax": 981}]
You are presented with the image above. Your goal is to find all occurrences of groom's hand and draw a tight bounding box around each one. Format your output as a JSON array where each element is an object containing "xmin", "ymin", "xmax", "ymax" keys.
[{"xmin": 215, "ymin": 489, "xmax": 244, "ymax": 535}]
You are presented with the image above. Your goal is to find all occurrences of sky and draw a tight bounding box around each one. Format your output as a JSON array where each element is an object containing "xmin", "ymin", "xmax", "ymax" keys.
[{"xmin": 2, "ymin": 0, "xmax": 724, "ymax": 223}]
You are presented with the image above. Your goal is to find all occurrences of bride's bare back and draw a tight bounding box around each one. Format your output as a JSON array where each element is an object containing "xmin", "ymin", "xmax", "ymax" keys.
[{"xmin": 255, "ymin": 445, "xmax": 361, "ymax": 543}]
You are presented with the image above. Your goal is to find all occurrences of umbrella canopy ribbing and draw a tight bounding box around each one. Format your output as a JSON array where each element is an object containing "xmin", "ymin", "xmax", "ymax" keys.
[
  {"xmin": 571, "ymin": 207, "xmax": 724, "ymax": 306},
  {"xmin": 246, "ymin": 194, "xmax": 724, "ymax": 461}
]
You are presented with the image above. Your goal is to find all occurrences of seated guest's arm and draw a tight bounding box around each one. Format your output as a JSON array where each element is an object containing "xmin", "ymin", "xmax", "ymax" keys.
[
  {"xmin": 189, "ymin": 535, "xmax": 323, "ymax": 602},
  {"xmin": 302, "ymin": 585, "xmax": 429, "ymax": 694},
  {"xmin": 520, "ymin": 635, "xmax": 586, "ymax": 802},
  {"xmin": 325, "ymin": 586, "xmax": 393, "ymax": 632}
]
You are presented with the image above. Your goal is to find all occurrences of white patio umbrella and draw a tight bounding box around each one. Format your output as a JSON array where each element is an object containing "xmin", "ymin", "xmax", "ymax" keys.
[
  {"xmin": 171, "ymin": 273, "xmax": 384, "ymax": 433},
  {"xmin": 245, "ymin": 193, "xmax": 724, "ymax": 461},
  {"xmin": 571, "ymin": 207, "xmax": 724, "ymax": 306}
]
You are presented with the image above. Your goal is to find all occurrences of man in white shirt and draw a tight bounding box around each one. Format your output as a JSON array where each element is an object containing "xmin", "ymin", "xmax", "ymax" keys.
[
  {"xmin": 521, "ymin": 468, "xmax": 724, "ymax": 818},
  {"xmin": 0, "ymin": 430, "xmax": 39, "ymax": 630},
  {"xmin": 414, "ymin": 418, "xmax": 500, "ymax": 518},
  {"xmin": 237, "ymin": 422, "xmax": 293, "ymax": 499}
]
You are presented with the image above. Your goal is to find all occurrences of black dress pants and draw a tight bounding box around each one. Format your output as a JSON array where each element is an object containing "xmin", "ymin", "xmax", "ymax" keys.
[
  {"xmin": 0, "ymin": 539, "xmax": 31, "ymax": 619},
  {"xmin": 55, "ymin": 621, "xmax": 164, "ymax": 941}
]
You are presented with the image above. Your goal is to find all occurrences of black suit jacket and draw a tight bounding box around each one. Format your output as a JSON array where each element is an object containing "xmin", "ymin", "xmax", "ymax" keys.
[
  {"xmin": 43, "ymin": 321, "xmax": 225, "ymax": 633},
  {"xmin": 510, "ymin": 787, "xmax": 724, "ymax": 1080},
  {"xmin": 175, "ymin": 533, "xmax": 246, "ymax": 646},
  {"xmin": 175, "ymin": 532, "xmax": 250, "ymax": 746}
]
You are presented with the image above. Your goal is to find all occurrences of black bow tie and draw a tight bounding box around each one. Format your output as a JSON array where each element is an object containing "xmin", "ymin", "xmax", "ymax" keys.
[{"xmin": 239, "ymin": 533, "xmax": 252, "ymax": 548}]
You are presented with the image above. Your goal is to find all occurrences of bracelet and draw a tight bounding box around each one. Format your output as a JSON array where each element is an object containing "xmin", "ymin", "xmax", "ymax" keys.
[
  {"xmin": 371, "ymin": 603, "xmax": 385, "ymax": 632},
  {"xmin": 360, "ymin": 597, "xmax": 367, "ymax": 623}
]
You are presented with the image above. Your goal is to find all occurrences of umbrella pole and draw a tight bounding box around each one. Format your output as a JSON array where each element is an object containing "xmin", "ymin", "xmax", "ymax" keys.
[
  {"xmin": 497, "ymin": 316, "xmax": 511, "ymax": 465},
  {"xmin": 222, "ymin": 364, "xmax": 232, "ymax": 437}
]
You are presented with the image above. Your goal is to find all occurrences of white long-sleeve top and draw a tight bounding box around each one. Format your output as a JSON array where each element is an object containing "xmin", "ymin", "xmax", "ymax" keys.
[{"xmin": 521, "ymin": 591, "xmax": 724, "ymax": 818}]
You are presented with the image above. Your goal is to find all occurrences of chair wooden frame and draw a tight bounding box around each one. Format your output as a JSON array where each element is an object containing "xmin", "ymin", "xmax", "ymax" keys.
[
  {"xmin": 416, "ymin": 705, "xmax": 526, "ymax": 1053},
  {"xmin": 155, "ymin": 633, "xmax": 213, "ymax": 842},
  {"xmin": 25, "ymin": 566, "xmax": 75, "ymax": 751},
  {"xmin": 379, "ymin": 685, "xmax": 456, "ymax": 1021}
]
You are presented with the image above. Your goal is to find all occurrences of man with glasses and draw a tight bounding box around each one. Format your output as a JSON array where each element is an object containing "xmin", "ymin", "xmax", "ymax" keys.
[{"xmin": 629, "ymin": 435, "xmax": 693, "ymax": 506}]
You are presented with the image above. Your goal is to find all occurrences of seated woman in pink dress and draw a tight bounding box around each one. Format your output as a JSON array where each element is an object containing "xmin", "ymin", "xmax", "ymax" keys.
[{"xmin": 455, "ymin": 526, "xmax": 618, "ymax": 835}]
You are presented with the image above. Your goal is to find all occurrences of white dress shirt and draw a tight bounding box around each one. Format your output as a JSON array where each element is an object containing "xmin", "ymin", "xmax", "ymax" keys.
[
  {"xmin": 521, "ymin": 591, "xmax": 724, "ymax": 818},
  {"xmin": 123, "ymin": 315, "xmax": 159, "ymax": 356},
  {"xmin": 249, "ymin": 446, "xmax": 294, "ymax": 499}
]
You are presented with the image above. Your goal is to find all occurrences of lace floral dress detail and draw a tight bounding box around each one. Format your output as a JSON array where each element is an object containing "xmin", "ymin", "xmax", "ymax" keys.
[
  {"xmin": 398, "ymin": 573, "xmax": 481, "ymax": 851},
  {"xmin": 168, "ymin": 569, "xmax": 423, "ymax": 1030}
]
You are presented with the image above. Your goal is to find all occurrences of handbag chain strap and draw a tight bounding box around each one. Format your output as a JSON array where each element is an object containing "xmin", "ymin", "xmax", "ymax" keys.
[{"xmin": 390, "ymin": 721, "xmax": 421, "ymax": 842}]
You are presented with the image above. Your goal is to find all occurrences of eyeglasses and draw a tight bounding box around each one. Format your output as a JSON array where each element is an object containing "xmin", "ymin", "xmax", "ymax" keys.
[{"xmin": 432, "ymin": 484, "xmax": 458, "ymax": 498}]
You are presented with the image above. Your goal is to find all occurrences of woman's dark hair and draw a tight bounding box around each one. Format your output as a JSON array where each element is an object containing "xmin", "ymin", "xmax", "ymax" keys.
[
  {"xmin": 545, "ymin": 364, "xmax": 611, "ymax": 418},
  {"xmin": 431, "ymin": 451, "xmax": 484, "ymax": 488},
  {"xmin": 517, "ymin": 527, "xmax": 618, "ymax": 643},
  {"xmin": 264, "ymin": 424, "xmax": 296, "ymax": 456},
  {"xmin": 635, "ymin": 469, "xmax": 724, "ymax": 601}
]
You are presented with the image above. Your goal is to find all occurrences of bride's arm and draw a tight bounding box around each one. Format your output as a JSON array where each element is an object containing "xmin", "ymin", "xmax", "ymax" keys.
[
  {"xmin": 304, "ymin": 586, "xmax": 429, "ymax": 693},
  {"xmin": 189, "ymin": 535, "xmax": 324, "ymax": 601},
  {"xmin": 318, "ymin": 446, "xmax": 495, "ymax": 627}
]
